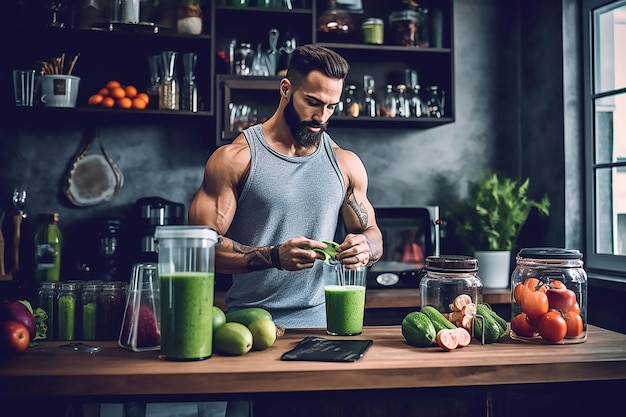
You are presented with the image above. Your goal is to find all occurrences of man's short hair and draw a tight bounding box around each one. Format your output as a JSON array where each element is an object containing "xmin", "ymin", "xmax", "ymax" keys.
[{"xmin": 286, "ymin": 44, "xmax": 350, "ymax": 89}]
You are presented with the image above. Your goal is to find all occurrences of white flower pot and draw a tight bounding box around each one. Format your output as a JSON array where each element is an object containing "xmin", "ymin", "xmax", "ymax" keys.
[{"xmin": 474, "ymin": 250, "xmax": 511, "ymax": 289}]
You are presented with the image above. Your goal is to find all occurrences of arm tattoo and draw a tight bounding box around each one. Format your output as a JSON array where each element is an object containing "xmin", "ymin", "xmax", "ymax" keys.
[
  {"xmin": 346, "ymin": 187, "xmax": 368, "ymax": 230},
  {"xmin": 232, "ymin": 242, "xmax": 273, "ymax": 271}
]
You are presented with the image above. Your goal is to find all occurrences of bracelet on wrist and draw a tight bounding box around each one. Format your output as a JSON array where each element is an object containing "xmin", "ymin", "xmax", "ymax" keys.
[{"xmin": 270, "ymin": 245, "xmax": 283, "ymax": 270}]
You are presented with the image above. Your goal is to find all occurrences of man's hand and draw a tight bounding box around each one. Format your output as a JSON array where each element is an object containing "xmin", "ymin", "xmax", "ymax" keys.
[
  {"xmin": 336, "ymin": 233, "xmax": 371, "ymax": 268},
  {"xmin": 276, "ymin": 237, "xmax": 328, "ymax": 271}
]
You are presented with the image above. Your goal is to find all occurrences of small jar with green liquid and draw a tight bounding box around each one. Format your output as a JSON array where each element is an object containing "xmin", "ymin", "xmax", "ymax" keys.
[
  {"xmin": 37, "ymin": 281, "xmax": 57, "ymax": 340},
  {"xmin": 57, "ymin": 282, "xmax": 77, "ymax": 341},
  {"xmin": 82, "ymin": 282, "xmax": 101, "ymax": 341},
  {"xmin": 34, "ymin": 213, "xmax": 62, "ymax": 282}
]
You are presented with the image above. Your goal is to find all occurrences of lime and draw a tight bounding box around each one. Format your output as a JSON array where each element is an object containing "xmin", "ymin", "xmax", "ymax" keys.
[
  {"xmin": 214, "ymin": 322, "xmax": 253, "ymax": 356},
  {"xmin": 248, "ymin": 317, "xmax": 277, "ymax": 351},
  {"xmin": 212, "ymin": 306, "xmax": 226, "ymax": 333}
]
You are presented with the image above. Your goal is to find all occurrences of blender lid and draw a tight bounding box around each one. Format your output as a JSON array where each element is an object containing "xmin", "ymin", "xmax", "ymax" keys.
[{"xmin": 154, "ymin": 225, "xmax": 220, "ymax": 242}]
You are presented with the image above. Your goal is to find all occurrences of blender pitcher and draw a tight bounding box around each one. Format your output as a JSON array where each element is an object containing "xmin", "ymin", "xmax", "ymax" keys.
[{"xmin": 155, "ymin": 226, "xmax": 221, "ymax": 361}]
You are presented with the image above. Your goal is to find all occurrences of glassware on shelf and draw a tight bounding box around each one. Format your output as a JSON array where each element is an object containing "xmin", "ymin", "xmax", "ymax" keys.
[
  {"xmin": 380, "ymin": 85, "xmax": 398, "ymax": 118},
  {"xmin": 424, "ymin": 86, "xmax": 445, "ymax": 118},
  {"xmin": 317, "ymin": 0, "xmax": 354, "ymax": 38},
  {"xmin": 148, "ymin": 54, "xmax": 161, "ymax": 109},
  {"xmin": 396, "ymin": 84, "xmax": 410, "ymax": 118},
  {"xmin": 344, "ymin": 84, "xmax": 360, "ymax": 118},
  {"xmin": 158, "ymin": 51, "xmax": 179, "ymax": 111},
  {"xmin": 361, "ymin": 75, "xmax": 377, "ymax": 118},
  {"xmin": 181, "ymin": 53, "xmax": 199, "ymax": 112}
]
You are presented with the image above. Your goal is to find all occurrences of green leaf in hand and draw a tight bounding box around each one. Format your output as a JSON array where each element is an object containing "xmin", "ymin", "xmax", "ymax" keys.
[{"xmin": 312, "ymin": 240, "xmax": 340, "ymax": 265}]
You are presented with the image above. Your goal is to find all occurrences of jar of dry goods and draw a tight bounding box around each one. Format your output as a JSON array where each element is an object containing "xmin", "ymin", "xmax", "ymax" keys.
[{"xmin": 510, "ymin": 248, "xmax": 587, "ymax": 344}]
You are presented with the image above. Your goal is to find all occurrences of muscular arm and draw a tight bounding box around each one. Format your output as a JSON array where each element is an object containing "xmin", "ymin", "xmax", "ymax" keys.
[
  {"xmin": 188, "ymin": 140, "xmax": 275, "ymax": 274},
  {"xmin": 336, "ymin": 149, "xmax": 383, "ymax": 267},
  {"xmin": 188, "ymin": 139, "xmax": 325, "ymax": 274}
]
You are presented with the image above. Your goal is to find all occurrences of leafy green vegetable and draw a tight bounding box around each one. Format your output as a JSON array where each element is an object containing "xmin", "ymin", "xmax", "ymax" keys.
[
  {"xmin": 312, "ymin": 240, "xmax": 340, "ymax": 264},
  {"xmin": 19, "ymin": 300, "xmax": 48, "ymax": 341}
]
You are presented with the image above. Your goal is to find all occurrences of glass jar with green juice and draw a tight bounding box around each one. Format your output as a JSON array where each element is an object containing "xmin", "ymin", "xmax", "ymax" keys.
[
  {"xmin": 155, "ymin": 226, "xmax": 221, "ymax": 361},
  {"xmin": 57, "ymin": 282, "xmax": 77, "ymax": 341}
]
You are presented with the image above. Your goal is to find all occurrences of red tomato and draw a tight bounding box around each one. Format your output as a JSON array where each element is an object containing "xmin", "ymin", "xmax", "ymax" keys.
[
  {"xmin": 513, "ymin": 283, "xmax": 528, "ymax": 304},
  {"xmin": 1, "ymin": 320, "xmax": 30, "ymax": 354},
  {"xmin": 565, "ymin": 311, "xmax": 584, "ymax": 338},
  {"xmin": 570, "ymin": 302, "xmax": 581, "ymax": 315},
  {"xmin": 511, "ymin": 312, "xmax": 538, "ymax": 337},
  {"xmin": 520, "ymin": 290, "xmax": 549, "ymax": 321},
  {"xmin": 537, "ymin": 310, "xmax": 568, "ymax": 342},
  {"xmin": 546, "ymin": 287, "xmax": 577, "ymax": 312}
]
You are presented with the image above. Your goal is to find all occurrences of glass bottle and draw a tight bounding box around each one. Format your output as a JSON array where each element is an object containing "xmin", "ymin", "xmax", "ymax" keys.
[
  {"xmin": 159, "ymin": 50, "xmax": 179, "ymax": 110},
  {"xmin": 396, "ymin": 84, "xmax": 410, "ymax": 118},
  {"xmin": 380, "ymin": 84, "xmax": 397, "ymax": 117},
  {"xmin": 345, "ymin": 84, "xmax": 360, "ymax": 117},
  {"xmin": 82, "ymin": 282, "xmax": 100, "ymax": 341},
  {"xmin": 57, "ymin": 282, "xmax": 78, "ymax": 341},
  {"xmin": 409, "ymin": 84, "xmax": 423, "ymax": 117},
  {"xmin": 362, "ymin": 75, "xmax": 377, "ymax": 118},
  {"xmin": 34, "ymin": 213, "xmax": 62, "ymax": 282},
  {"xmin": 147, "ymin": 54, "xmax": 161, "ymax": 109},
  {"xmin": 181, "ymin": 52, "xmax": 199, "ymax": 112},
  {"xmin": 37, "ymin": 281, "xmax": 57, "ymax": 340}
]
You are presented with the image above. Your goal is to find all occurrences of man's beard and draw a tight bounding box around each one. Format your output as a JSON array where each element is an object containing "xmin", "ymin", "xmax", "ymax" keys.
[{"xmin": 283, "ymin": 97, "xmax": 328, "ymax": 147}]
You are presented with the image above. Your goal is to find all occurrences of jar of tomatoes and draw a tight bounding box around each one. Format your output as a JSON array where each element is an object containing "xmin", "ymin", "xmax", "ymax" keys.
[{"xmin": 510, "ymin": 248, "xmax": 587, "ymax": 344}]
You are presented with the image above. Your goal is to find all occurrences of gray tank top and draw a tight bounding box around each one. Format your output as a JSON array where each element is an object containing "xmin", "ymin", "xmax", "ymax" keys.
[{"xmin": 225, "ymin": 124, "xmax": 346, "ymax": 328}]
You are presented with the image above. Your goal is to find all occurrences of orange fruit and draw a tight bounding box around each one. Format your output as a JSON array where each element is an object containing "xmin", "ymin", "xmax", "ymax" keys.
[
  {"xmin": 88, "ymin": 94, "xmax": 104, "ymax": 106},
  {"xmin": 106, "ymin": 80, "xmax": 121, "ymax": 90},
  {"xmin": 124, "ymin": 85, "xmax": 138, "ymax": 98},
  {"xmin": 110, "ymin": 86, "xmax": 126, "ymax": 99},
  {"xmin": 136, "ymin": 92, "xmax": 150, "ymax": 105},
  {"xmin": 102, "ymin": 96, "xmax": 115, "ymax": 108},
  {"xmin": 98, "ymin": 88, "xmax": 109, "ymax": 97},
  {"xmin": 117, "ymin": 97, "xmax": 132, "ymax": 109},
  {"xmin": 132, "ymin": 97, "xmax": 147, "ymax": 110}
]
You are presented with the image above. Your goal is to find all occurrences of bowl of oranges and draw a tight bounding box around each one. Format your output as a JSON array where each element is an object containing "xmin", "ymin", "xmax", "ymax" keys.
[{"xmin": 88, "ymin": 81, "xmax": 150, "ymax": 110}]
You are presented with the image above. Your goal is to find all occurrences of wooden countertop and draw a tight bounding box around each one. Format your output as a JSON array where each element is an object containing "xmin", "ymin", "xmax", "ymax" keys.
[
  {"xmin": 1, "ymin": 325, "xmax": 625, "ymax": 399},
  {"xmin": 214, "ymin": 287, "xmax": 511, "ymax": 311}
]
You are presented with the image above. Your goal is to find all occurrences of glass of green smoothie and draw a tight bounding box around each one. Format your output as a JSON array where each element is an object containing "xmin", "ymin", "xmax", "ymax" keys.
[
  {"xmin": 325, "ymin": 265, "xmax": 367, "ymax": 336},
  {"xmin": 155, "ymin": 226, "xmax": 221, "ymax": 361}
]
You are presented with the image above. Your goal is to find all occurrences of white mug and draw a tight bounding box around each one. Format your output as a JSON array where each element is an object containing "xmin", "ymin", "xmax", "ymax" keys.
[{"xmin": 40, "ymin": 75, "xmax": 80, "ymax": 108}]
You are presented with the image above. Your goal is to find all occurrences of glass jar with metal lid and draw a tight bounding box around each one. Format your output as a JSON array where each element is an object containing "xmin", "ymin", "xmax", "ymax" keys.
[
  {"xmin": 420, "ymin": 255, "xmax": 483, "ymax": 314},
  {"xmin": 510, "ymin": 248, "xmax": 587, "ymax": 344}
]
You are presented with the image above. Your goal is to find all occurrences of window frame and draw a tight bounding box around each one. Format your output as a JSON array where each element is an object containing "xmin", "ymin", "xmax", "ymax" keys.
[{"xmin": 583, "ymin": 0, "xmax": 626, "ymax": 280}]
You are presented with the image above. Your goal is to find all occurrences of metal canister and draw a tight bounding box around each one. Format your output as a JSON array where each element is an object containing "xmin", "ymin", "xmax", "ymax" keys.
[{"xmin": 510, "ymin": 248, "xmax": 587, "ymax": 344}]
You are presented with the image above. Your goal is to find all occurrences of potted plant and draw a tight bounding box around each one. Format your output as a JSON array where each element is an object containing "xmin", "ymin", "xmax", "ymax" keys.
[
  {"xmin": 177, "ymin": 0, "xmax": 203, "ymax": 35},
  {"xmin": 447, "ymin": 171, "xmax": 550, "ymax": 288}
]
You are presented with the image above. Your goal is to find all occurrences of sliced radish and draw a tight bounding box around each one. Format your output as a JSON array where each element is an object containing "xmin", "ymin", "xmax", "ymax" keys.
[
  {"xmin": 455, "ymin": 327, "xmax": 472, "ymax": 347},
  {"xmin": 436, "ymin": 329, "xmax": 459, "ymax": 351}
]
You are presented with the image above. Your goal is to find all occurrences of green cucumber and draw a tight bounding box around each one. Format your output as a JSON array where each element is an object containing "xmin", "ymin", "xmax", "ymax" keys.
[
  {"xmin": 402, "ymin": 311, "xmax": 437, "ymax": 347},
  {"xmin": 477, "ymin": 304, "xmax": 507, "ymax": 336},
  {"xmin": 312, "ymin": 240, "xmax": 340, "ymax": 264},
  {"xmin": 226, "ymin": 307, "xmax": 273, "ymax": 327},
  {"xmin": 474, "ymin": 305, "xmax": 504, "ymax": 344},
  {"xmin": 420, "ymin": 305, "xmax": 457, "ymax": 333}
]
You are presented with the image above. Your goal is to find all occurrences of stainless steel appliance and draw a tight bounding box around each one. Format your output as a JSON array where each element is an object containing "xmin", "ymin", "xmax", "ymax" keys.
[
  {"xmin": 131, "ymin": 197, "xmax": 185, "ymax": 262},
  {"xmin": 366, "ymin": 206, "xmax": 441, "ymax": 289}
]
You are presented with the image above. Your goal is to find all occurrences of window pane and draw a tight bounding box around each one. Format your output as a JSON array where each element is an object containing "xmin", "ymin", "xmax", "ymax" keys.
[
  {"xmin": 593, "ymin": 1, "xmax": 626, "ymax": 94},
  {"xmin": 594, "ymin": 166, "xmax": 626, "ymax": 255},
  {"xmin": 594, "ymin": 92, "xmax": 626, "ymax": 164}
]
